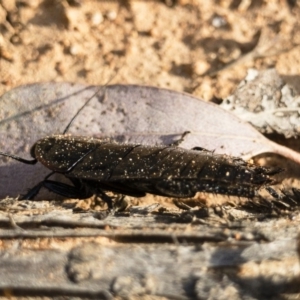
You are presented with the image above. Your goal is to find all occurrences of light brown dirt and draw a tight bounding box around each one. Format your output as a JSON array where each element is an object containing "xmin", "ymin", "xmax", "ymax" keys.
[
  {"xmin": 1, "ymin": 4, "xmax": 300, "ymax": 300},
  {"xmin": 1, "ymin": 0, "xmax": 300, "ymax": 207},
  {"xmin": 1, "ymin": 0, "xmax": 299, "ymax": 100},
  {"xmin": 1, "ymin": 2, "xmax": 300, "ymax": 288}
]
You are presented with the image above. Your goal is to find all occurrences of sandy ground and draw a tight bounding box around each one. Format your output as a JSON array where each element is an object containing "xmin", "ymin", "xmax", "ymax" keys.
[
  {"xmin": 1, "ymin": 3, "xmax": 300, "ymax": 298},
  {"xmin": 1, "ymin": 0, "xmax": 300, "ymax": 208},
  {"xmin": 1, "ymin": 0, "xmax": 299, "ymax": 100}
]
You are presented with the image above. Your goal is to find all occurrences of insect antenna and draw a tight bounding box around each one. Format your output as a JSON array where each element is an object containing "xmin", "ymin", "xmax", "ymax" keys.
[
  {"xmin": 63, "ymin": 70, "xmax": 119, "ymax": 135},
  {"xmin": 0, "ymin": 68, "xmax": 120, "ymax": 165},
  {"xmin": 0, "ymin": 86, "xmax": 106, "ymax": 165},
  {"xmin": 63, "ymin": 86, "xmax": 105, "ymax": 135},
  {"xmin": 0, "ymin": 151, "xmax": 37, "ymax": 164}
]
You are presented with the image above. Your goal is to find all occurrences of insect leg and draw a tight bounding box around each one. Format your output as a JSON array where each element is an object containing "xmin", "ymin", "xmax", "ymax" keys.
[
  {"xmin": 265, "ymin": 186, "xmax": 280, "ymax": 199},
  {"xmin": 192, "ymin": 146, "xmax": 212, "ymax": 152},
  {"xmin": 166, "ymin": 132, "xmax": 212, "ymax": 152},
  {"xmin": 169, "ymin": 131, "xmax": 190, "ymax": 146},
  {"xmin": 21, "ymin": 181, "xmax": 45, "ymax": 200},
  {"xmin": 20, "ymin": 172, "xmax": 55, "ymax": 200},
  {"xmin": 42, "ymin": 178, "xmax": 92, "ymax": 199},
  {"xmin": 65, "ymin": 179, "xmax": 114, "ymax": 209},
  {"xmin": 168, "ymin": 131, "xmax": 212, "ymax": 152},
  {"xmin": 22, "ymin": 174, "xmax": 115, "ymax": 210},
  {"xmin": 21, "ymin": 173, "xmax": 92, "ymax": 200},
  {"xmin": 264, "ymin": 186, "xmax": 295, "ymax": 210},
  {"xmin": 97, "ymin": 190, "xmax": 113, "ymax": 210}
]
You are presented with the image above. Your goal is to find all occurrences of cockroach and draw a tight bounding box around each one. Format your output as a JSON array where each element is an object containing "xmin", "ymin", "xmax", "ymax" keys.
[{"xmin": 0, "ymin": 86, "xmax": 281, "ymax": 209}]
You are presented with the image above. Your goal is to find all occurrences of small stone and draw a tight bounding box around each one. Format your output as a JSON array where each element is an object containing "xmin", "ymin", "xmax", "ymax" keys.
[
  {"xmin": 1, "ymin": 0, "xmax": 16, "ymax": 11},
  {"xmin": 106, "ymin": 10, "xmax": 117, "ymax": 21},
  {"xmin": 24, "ymin": 0, "xmax": 40, "ymax": 8},
  {"xmin": 194, "ymin": 60, "xmax": 210, "ymax": 76},
  {"xmin": 91, "ymin": 12, "xmax": 103, "ymax": 26},
  {"xmin": 0, "ymin": 47, "xmax": 14, "ymax": 62},
  {"xmin": 211, "ymin": 15, "xmax": 227, "ymax": 28},
  {"xmin": 69, "ymin": 44, "xmax": 79, "ymax": 55}
]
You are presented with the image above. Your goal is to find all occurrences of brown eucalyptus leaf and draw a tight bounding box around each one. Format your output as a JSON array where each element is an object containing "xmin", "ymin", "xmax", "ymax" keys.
[
  {"xmin": 221, "ymin": 68, "xmax": 300, "ymax": 138},
  {"xmin": 1, "ymin": 82, "xmax": 300, "ymax": 199}
]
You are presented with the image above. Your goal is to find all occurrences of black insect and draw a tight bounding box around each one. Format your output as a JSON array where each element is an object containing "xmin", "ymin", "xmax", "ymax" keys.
[
  {"xmin": 0, "ymin": 136, "xmax": 280, "ymax": 209},
  {"xmin": 0, "ymin": 87, "xmax": 281, "ymax": 209}
]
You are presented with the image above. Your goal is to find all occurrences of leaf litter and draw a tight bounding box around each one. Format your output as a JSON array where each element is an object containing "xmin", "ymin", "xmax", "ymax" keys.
[
  {"xmin": 221, "ymin": 68, "xmax": 300, "ymax": 139},
  {"xmin": 0, "ymin": 80, "xmax": 300, "ymax": 216}
]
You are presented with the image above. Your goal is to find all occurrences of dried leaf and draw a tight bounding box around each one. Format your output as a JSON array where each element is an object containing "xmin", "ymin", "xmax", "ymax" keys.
[
  {"xmin": 221, "ymin": 68, "xmax": 300, "ymax": 138},
  {"xmin": 1, "ymin": 83, "xmax": 300, "ymax": 199}
]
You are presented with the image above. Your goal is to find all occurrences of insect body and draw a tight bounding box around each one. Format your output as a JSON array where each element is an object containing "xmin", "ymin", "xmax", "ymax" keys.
[
  {"xmin": 0, "ymin": 83, "xmax": 281, "ymax": 208},
  {"xmin": 11, "ymin": 134, "xmax": 278, "ymax": 208}
]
